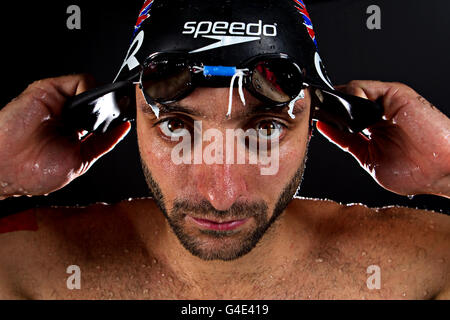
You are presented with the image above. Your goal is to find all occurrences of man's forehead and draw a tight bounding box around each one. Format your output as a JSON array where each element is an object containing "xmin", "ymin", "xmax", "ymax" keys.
[{"xmin": 139, "ymin": 87, "xmax": 310, "ymax": 119}]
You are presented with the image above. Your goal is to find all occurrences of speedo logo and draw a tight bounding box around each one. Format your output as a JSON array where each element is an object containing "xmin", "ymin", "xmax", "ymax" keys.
[
  {"xmin": 183, "ymin": 20, "xmax": 278, "ymax": 53},
  {"xmin": 183, "ymin": 20, "xmax": 278, "ymax": 38}
]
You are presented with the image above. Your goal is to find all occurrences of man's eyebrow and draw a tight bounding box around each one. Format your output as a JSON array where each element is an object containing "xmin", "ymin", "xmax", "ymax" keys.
[
  {"xmin": 140, "ymin": 101, "xmax": 306, "ymax": 118},
  {"xmin": 245, "ymin": 102, "xmax": 307, "ymax": 117},
  {"xmin": 141, "ymin": 102, "xmax": 203, "ymax": 117}
]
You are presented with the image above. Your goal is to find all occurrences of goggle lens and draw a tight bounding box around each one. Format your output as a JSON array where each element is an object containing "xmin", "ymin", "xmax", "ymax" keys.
[
  {"xmin": 141, "ymin": 59, "xmax": 192, "ymax": 103},
  {"xmin": 139, "ymin": 55, "xmax": 304, "ymax": 106}
]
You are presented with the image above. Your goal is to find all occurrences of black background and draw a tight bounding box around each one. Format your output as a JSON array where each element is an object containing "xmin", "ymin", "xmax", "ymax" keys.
[{"xmin": 0, "ymin": 0, "xmax": 449, "ymax": 216}]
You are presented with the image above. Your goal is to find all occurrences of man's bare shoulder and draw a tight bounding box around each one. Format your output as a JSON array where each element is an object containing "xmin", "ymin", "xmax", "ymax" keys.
[
  {"xmin": 290, "ymin": 196, "xmax": 450, "ymax": 239},
  {"xmin": 0, "ymin": 197, "xmax": 160, "ymax": 298},
  {"xmin": 289, "ymin": 197, "xmax": 450, "ymax": 298}
]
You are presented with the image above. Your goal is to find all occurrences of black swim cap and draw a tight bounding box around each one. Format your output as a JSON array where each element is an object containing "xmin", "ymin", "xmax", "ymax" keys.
[
  {"xmin": 115, "ymin": 0, "xmax": 334, "ymax": 90},
  {"xmin": 62, "ymin": 0, "xmax": 383, "ymax": 134},
  {"xmin": 107, "ymin": 0, "xmax": 383, "ymax": 133}
]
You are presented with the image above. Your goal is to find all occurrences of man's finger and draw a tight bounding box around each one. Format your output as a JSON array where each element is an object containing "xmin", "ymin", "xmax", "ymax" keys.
[
  {"xmin": 316, "ymin": 120, "xmax": 370, "ymax": 165},
  {"xmin": 335, "ymin": 80, "xmax": 417, "ymax": 120},
  {"xmin": 17, "ymin": 74, "xmax": 97, "ymax": 118},
  {"xmin": 43, "ymin": 74, "xmax": 96, "ymax": 97},
  {"xmin": 80, "ymin": 121, "xmax": 132, "ymax": 165}
]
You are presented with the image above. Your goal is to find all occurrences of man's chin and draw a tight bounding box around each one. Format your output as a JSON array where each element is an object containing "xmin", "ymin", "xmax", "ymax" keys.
[{"xmin": 170, "ymin": 219, "xmax": 268, "ymax": 261}]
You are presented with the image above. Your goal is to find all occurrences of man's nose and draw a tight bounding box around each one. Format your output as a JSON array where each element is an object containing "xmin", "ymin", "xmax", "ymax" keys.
[{"xmin": 193, "ymin": 163, "xmax": 248, "ymax": 211}]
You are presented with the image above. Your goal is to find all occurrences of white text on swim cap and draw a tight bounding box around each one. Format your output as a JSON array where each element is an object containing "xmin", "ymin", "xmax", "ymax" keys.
[{"xmin": 183, "ymin": 20, "xmax": 277, "ymax": 39}]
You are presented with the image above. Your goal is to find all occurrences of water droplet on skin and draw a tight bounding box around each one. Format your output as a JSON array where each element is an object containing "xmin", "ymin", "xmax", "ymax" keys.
[
  {"xmin": 388, "ymin": 259, "xmax": 392, "ymax": 263},
  {"xmin": 315, "ymin": 258, "xmax": 323, "ymax": 263},
  {"xmin": 423, "ymin": 290, "xmax": 429, "ymax": 297},
  {"xmin": 361, "ymin": 251, "xmax": 367, "ymax": 256},
  {"xmin": 407, "ymin": 195, "xmax": 414, "ymax": 200},
  {"xmin": 152, "ymin": 258, "xmax": 158, "ymax": 264},
  {"xmin": 141, "ymin": 264, "xmax": 147, "ymax": 268},
  {"xmin": 143, "ymin": 289, "xmax": 149, "ymax": 294},
  {"xmin": 433, "ymin": 152, "xmax": 438, "ymax": 158},
  {"xmin": 168, "ymin": 277, "xmax": 173, "ymax": 282},
  {"xmin": 161, "ymin": 273, "xmax": 165, "ymax": 277},
  {"xmin": 402, "ymin": 292, "xmax": 406, "ymax": 297},
  {"xmin": 0, "ymin": 181, "xmax": 8, "ymax": 188}
]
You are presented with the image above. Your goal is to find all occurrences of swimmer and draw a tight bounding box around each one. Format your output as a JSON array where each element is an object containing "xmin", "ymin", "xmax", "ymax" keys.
[{"xmin": 0, "ymin": 0, "xmax": 448, "ymax": 299}]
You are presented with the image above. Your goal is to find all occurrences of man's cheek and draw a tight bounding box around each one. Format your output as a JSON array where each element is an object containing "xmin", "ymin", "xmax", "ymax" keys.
[
  {"xmin": 257, "ymin": 146, "xmax": 301, "ymax": 189},
  {"xmin": 141, "ymin": 137, "xmax": 193, "ymax": 194}
]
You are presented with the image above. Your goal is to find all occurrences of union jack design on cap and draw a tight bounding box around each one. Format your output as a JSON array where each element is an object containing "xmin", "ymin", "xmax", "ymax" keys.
[
  {"xmin": 133, "ymin": 0, "xmax": 154, "ymax": 37},
  {"xmin": 293, "ymin": 0, "xmax": 318, "ymax": 49}
]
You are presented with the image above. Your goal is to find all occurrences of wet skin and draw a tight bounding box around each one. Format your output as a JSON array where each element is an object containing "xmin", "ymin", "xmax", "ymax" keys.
[
  {"xmin": 0, "ymin": 198, "xmax": 449, "ymax": 299},
  {"xmin": 0, "ymin": 86, "xmax": 449, "ymax": 299}
]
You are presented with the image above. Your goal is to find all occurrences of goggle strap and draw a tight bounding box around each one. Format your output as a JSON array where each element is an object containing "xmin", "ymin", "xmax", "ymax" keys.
[
  {"xmin": 227, "ymin": 69, "xmax": 249, "ymax": 118},
  {"xmin": 287, "ymin": 83, "xmax": 310, "ymax": 119}
]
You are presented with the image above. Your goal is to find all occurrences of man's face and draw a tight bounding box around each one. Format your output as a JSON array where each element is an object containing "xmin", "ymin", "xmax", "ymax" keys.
[{"xmin": 136, "ymin": 85, "xmax": 312, "ymax": 261}]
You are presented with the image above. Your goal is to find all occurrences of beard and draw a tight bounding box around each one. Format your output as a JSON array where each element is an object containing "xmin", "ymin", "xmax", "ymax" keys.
[{"xmin": 139, "ymin": 148, "xmax": 308, "ymax": 261}]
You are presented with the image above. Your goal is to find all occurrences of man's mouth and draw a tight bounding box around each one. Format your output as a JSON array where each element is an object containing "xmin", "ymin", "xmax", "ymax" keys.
[{"xmin": 186, "ymin": 216, "xmax": 249, "ymax": 231}]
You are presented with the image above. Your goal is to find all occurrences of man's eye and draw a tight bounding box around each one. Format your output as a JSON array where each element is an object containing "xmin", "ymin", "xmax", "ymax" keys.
[
  {"xmin": 256, "ymin": 120, "xmax": 284, "ymax": 140},
  {"xmin": 158, "ymin": 118, "xmax": 190, "ymax": 139}
]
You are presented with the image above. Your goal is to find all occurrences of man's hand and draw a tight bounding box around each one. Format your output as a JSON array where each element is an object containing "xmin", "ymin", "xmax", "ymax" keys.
[
  {"xmin": 0, "ymin": 75, "xmax": 131, "ymax": 199},
  {"xmin": 316, "ymin": 80, "xmax": 450, "ymax": 198}
]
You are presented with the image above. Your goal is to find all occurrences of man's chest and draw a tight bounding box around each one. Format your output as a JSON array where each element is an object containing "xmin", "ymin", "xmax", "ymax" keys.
[{"xmin": 39, "ymin": 259, "xmax": 429, "ymax": 300}]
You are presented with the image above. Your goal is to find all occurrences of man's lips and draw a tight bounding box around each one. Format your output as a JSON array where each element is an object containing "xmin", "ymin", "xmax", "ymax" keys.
[{"xmin": 186, "ymin": 216, "xmax": 249, "ymax": 231}]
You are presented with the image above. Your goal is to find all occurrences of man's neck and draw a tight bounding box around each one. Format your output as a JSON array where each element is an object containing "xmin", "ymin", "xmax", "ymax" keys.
[{"xmin": 133, "ymin": 200, "xmax": 313, "ymax": 293}]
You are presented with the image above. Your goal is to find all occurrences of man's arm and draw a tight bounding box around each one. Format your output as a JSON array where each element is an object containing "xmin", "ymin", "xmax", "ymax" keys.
[
  {"xmin": 0, "ymin": 74, "xmax": 131, "ymax": 201},
  {"xmin": 0, "ymin": 75, "xmax": 132, "ymax": 298},
  {"xmin": 316, "ymin": 80, "xmax": 450, "ymax": 198}
]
